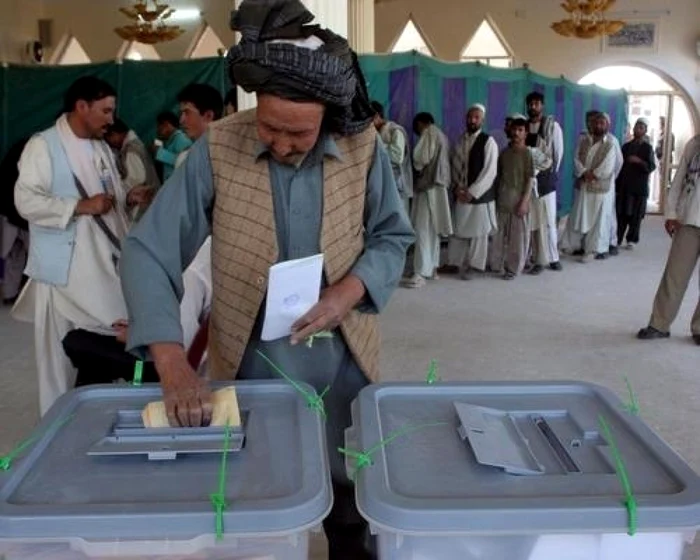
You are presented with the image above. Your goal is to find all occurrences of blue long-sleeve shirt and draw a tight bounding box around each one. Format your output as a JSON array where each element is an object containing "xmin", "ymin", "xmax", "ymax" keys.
[
  {"xmin": 155, "ymin": 129, "xmax": 192, "ymax": 181},
  {"xmin": 121, "ymin": 130, "xmax": 414, "ymax": 382}
]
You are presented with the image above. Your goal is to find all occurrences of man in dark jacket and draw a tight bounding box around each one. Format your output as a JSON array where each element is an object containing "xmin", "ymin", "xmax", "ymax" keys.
[{"xmin": 616, "ymin": 117, "xmax": 657, "ymax": 249}]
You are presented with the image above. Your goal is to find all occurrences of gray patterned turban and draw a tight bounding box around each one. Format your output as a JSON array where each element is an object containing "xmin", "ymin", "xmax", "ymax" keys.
[{"xmin": 227, "ymin": 0, "xmax": 374, "ymax": 135}]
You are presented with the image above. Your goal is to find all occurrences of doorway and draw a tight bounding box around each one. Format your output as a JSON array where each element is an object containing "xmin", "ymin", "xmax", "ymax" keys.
[{"xmin": 578, "ymin": 65, "xmax": 697, "ymax": 214}]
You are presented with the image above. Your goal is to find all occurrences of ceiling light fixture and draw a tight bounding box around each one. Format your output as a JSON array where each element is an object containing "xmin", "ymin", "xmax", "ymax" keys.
[
  {"xmin": 115, "ymin": 1, "xmax": 186, "ymax": 45},
  {"xmin": 551, "ymin": 0, "xmax": 626, "ymax": 39}
]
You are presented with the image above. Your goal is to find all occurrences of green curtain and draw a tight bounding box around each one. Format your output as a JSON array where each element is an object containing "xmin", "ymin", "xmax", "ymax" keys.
[{"xmin": 0, "ymin": 57, "xmax": 229, "ymax": 159}]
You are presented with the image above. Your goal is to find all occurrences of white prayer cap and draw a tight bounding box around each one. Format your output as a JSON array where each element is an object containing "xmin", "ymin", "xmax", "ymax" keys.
[
  {"xmin": 636, "ymin": 117, "xmax": 649, "ymax": 128},
  {"xmin": 468, "ymin": 103, "xmax": 486, "ymax": 115},
  {"xmin": 509, "ymin": 112, "xmax": 527, "ymax": 120}
]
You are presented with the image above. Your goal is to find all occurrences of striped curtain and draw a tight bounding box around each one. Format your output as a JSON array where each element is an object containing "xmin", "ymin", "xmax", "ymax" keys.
[{"xmin": 358, "ymin": 52, "xmax": 628, "ymax": 217}]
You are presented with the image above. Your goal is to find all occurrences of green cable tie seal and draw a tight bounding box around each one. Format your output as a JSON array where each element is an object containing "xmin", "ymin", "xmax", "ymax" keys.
[
  {"xmin": 338, "ymin": 421, "xmax": 448, "ymax": 481},
  {"xmin": 132, "ymin": 361, "xmax": 144, "ymax": 387},
  {"xmin": 0, "ymin": 414, "xmax": 74, "ymax": 472},
  {"xmin": 305, "ymin": 330, "xmax": 334, "ymax": 348},
  {"xmin": 426, "ymin": 359, "xmax": 439, "ymax": 385},
  {"xmin": 256, "ymin": 350, "xmax": 328, "ymax": 419},
  {"xmin": 210, "ymin": 423, "xmax": 231, "ymax": 541},
  {"xmin": 623, "ymin": 377, "xmax": 640, "ymax": 416},
  {"xmin": 599, "ymin": 415, "xmax": 638, "ymax": 536}
]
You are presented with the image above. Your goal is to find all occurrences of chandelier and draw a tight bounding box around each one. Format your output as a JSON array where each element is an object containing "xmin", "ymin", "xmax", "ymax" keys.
[
  {"xmin": 115, "ymin": 1, "xmax": 186, "ymax": 45},
  {"xmin": 551, "ymin": 0, "xmax": 626, "ymax": 39}
]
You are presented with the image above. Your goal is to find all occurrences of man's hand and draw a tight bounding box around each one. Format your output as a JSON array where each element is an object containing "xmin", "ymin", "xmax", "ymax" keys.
[
  {"xmin": 584, "ymin": 170, "xmax": 597, "ymax": 183},
  {"xmin": 127, "ymin": 186, "xmax": 155, "ymax": 207},
  {"xmin": 665, "ymin": 219, "xmax": 681, "ymax": 237},
  {"xmin": 113, "ymin": 319, "xmax": 129, "ymax": 344},
  {"xmin": 151, "ymin": 343, "xmax": 213, "ymax": 427},
  {"xmin": 290, "ymin": 275, "xmax": 366, "ymax": 345},
  {"xmin": 516, "ymin": 198, "xmax": 530, "ymax": 218},
  {"xmin": 75, "ymin": 193, "xmax": 114, "ymax": 216}
]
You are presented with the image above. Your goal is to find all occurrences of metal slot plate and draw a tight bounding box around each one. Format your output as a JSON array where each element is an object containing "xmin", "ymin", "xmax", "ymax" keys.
[{"xmin": 87, "ymin": 410, "xmax": 249, "ymax": 461}]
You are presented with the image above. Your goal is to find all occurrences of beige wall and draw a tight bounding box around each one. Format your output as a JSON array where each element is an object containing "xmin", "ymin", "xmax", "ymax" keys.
[
  {"xmin": 376, "ymin": 0, "xmax": 700, "ymax": 107},
  {"xmin": 40, "ymin": 0, "xmax": 236, "ymax": 62},
  {"xmin": 0, "ymin": 0, "xmax": 45, "ymax": 63},
  {"xmin": 2, "ymin": 0, "xmax": 698, "ymax": 107}
]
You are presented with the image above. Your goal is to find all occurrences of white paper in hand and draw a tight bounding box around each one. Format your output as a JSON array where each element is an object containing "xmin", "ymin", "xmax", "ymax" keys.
[{"xmin": 261, "ymin": 253, "xmax": 324, "ymax": 341}]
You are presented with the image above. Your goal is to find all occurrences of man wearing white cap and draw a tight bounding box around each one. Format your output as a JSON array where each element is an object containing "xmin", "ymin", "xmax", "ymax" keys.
[
  {"xmin": 444, "ymin": 104, "xmax": 499, "ymax": 279},
  {"xmin": 616, "ymin": 117, "xmax": 656, "ymax": 249},
  {"xmin": 526, "ymin": 91, "xmax": 564, "ymax": 272},
  {"xmin": 561, "ymin": 112, "xmax": 617, "ymax": 260}
]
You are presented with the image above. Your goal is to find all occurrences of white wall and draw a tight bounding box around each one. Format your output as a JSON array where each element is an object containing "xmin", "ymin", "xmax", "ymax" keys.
[{"xmin": 0, "ymin": 0, "xmax": 44, "ymax": 63}]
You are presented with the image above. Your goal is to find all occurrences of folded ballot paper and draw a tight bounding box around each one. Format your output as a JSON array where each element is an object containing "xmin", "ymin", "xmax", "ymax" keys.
[{"xmin": 261, "ymin": 254, "xmax": 324, "ymax": 341}]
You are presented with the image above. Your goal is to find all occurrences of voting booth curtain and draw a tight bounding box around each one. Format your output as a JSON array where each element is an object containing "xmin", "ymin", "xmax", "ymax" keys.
[
  {"xmin": 0, "ymin": 53, "xmax": 627, "ymax": 216},
  {"xmin": 361, "ymin": 52, "xmax": 628, "ymax": 217}
]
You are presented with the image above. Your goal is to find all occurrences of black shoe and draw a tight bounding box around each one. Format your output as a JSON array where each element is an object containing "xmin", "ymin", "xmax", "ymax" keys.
[
  {"xmin": 528, "ymin": 264, "xmax": 544, "ymax": 275},
  {"xmin": 595, "ymin": 253, "xmax": 608, "ymax": 260},
  {"xmin": 693, "ymin": 334, "xmax": 700, "ymax": 346},
  {"xmin": 609, "ymin": 246, "xmax": 619, "ymax": 256},
  {"xmin": 572, "ymin": 249, "xmax": 584, "ymax": 257},
  {"xmin": 637, "ymin": 326, "xmax": 670, "ymax": 340},
  {"xmin": 549, "ymin": 261, "xmax": 563, "ymax": 271}
]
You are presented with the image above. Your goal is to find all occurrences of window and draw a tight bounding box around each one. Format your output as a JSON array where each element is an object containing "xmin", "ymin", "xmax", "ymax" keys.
[
  {"xmin": 50, "ymin": 34, "xmax": 91, "ymax": 65},
  {"xmin": 461, "ymin": 18, "xmax": 513, "ymax": 68},
  {"xmin": 185, "ymin": 23, "xmax": 226, "ymax": 59},
  {"xmin": 390, "ymin": 17, "xmax": 433, "ymax": 57},
  {"xmin": 118, "ymin": 41, "xmax": 161, "ymax": 61}
]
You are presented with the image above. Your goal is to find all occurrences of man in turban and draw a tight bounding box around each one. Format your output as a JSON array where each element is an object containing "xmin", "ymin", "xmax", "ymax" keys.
[{"xmin": 120, "ymin": 1, "xmax": 414, "ymax": 557}]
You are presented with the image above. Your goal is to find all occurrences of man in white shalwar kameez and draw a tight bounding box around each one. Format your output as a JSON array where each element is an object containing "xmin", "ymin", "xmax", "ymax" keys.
[
  {"xmin": 561, "ymin": 112, "xmax": 617, "ymax": 261},
  {"xmin": 12, "ymin": 77, "xmax": 130, "ymax": 415},
  {"xmin": 526, "ymin": 91, "xmax": 564, "ymax": 272},
  {"xmin": 402, "ymin": 112, "xmax": 452, "ymax": 289},
  {"xmin": 444, "ymin": 104, "xmax": 498, "ymax": 279}
]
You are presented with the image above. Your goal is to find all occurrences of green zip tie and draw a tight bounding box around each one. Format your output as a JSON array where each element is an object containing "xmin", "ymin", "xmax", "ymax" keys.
[
  {"xmin": 210, "ymin": 424, "xmax": 231, "ymax": 541},
  {"xmin": 426, "ymin": 359, "xmax": 439, "ymax": 385},
  {"xmin": 338, "ymin": 421, "xmax": 449, "ymax": 481},
  {"xmin": 0, "ymin": 414, "xmax": 74, "ymax": 472},
  {"xmin": 305, "ymin": 330, "xmax": 334, "ymax": 348},
  {"xmin": 255, "ymin": 350, "xmax": 328, "ymax": 419},
  {"xmin": 623, "ymin": 377, "xmax": 640, "ymax": 416},
  {"xmin": 599, "ymin": 415, "xmax": 637, "ymax": 536},
  {"xmin": 132, "ymin": 361, "xmax": 144, "ymax": 386}
]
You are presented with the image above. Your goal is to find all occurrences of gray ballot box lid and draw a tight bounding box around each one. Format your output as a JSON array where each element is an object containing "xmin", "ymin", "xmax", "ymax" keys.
[
  {"xmin": 346, "ymin": 381, "xmax": 700, "ymax": 535},
  {"xmin": 0, "ymin": 381, "xmax": 331, "ymax": 541}
]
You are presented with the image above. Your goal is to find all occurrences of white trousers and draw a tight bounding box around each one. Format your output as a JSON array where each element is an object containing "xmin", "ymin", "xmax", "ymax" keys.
[
  {"xmin": 412, "ymin": 194, "xmax": 441, "ymax": 278},
  {"xmin": 531, "ymin": 192, "xmax": 560, "ymax": 265},
  {"xmin": 12, "ymin": 281, "xmax": 77, "ymax": 416},
  {"xmin": 447, "ymin": 236, "xmax": 489, "ymax": 271}
]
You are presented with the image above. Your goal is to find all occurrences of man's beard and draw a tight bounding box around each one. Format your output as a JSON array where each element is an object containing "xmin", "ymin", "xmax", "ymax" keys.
[
  {"xmin": 467, "ymin": 123, "xmax": 480, "ymax": 134},
  {"xmin": 527, "ymin": 108, "xmax": 540, "ymax": 119}
]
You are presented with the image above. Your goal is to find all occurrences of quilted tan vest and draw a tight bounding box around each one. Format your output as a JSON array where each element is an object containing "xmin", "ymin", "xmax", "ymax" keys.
[{"xmin": 206, "ymin": 109, "xmax": 380, "ymax": 382}]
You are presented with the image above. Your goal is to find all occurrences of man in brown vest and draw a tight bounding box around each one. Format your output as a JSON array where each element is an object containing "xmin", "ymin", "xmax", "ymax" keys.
[{"xmin": 120, "ymin": 1, "xmax": 414, "ymax": 558}]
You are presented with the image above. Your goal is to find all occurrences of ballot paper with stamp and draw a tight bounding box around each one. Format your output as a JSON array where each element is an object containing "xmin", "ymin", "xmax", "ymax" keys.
[{"xmin": 261, "ymin": 253, "xmax": 324, "ymax": 341}]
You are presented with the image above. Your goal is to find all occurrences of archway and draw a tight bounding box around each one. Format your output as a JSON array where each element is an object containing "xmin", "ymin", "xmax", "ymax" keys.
[{"xmin": 578, "ymin": 64, "xmax": 697, "ymax": 214}]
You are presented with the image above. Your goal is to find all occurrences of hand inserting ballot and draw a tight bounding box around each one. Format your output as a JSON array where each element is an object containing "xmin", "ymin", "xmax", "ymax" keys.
[{"xmin": 151, "ymin": 343, "xmax": 213, "ymax": 427}]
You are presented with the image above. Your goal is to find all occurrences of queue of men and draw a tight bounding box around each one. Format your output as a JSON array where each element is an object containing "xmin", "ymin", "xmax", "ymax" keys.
[{"xmin": 375, "ymin": 93, "xmax": 664, "ymax": 286}]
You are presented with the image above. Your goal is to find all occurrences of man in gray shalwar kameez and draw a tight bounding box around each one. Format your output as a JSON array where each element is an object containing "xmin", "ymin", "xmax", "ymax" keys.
[
  {"xmin": 402, "ymin": 112, "xmax": 453, "ymax": 289},
  {"xmin": 119, "ymin": 2, "xmax": 414, "ymax": 558}
]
